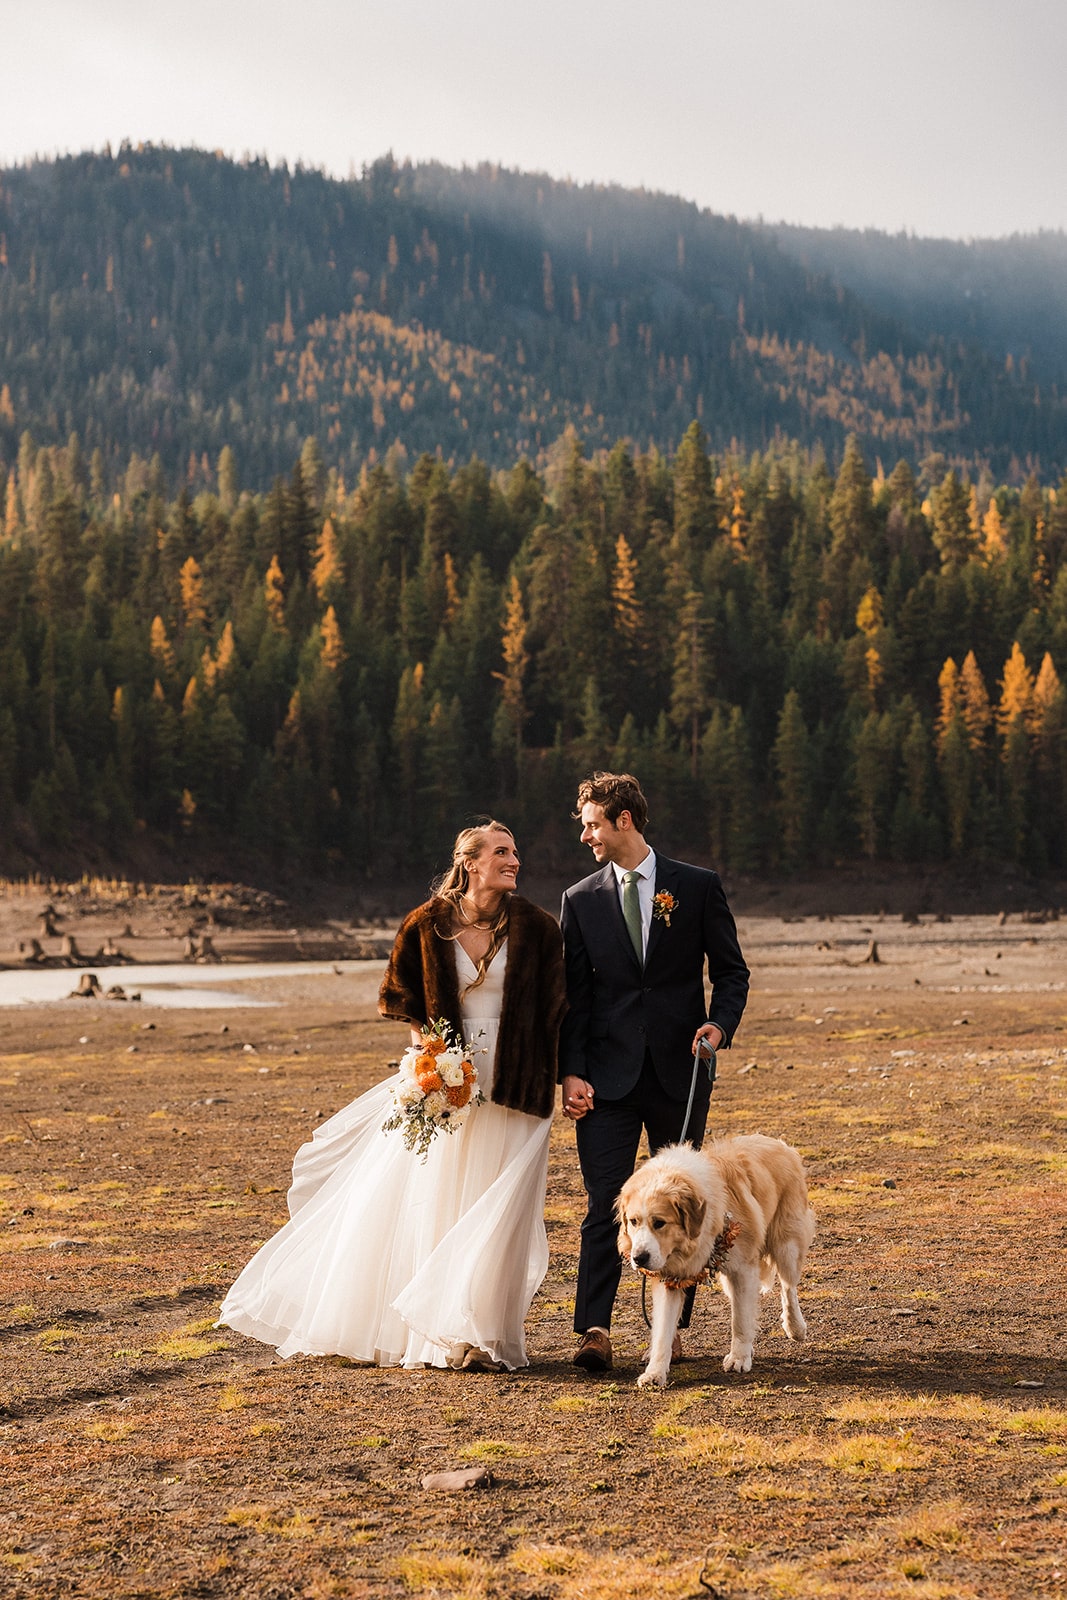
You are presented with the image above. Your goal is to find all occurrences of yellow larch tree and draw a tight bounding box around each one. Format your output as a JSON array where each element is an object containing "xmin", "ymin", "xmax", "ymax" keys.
[
  {"xmin": 611, "ymin": 534, "xmax": 641, "ymax": 642},
  {"xmin": 855, "ymin": 586, "xmax": 884, "ymax": 637},
  {"xmin": 1029, "ymin": 651, "xmax": 1062, "ymax": 735},
  {"xmin": 981, "ymin": 499, "xmax": 1007, "ymax": 560},
  {"xmin": 494, "ymin": 574, "xmax": 528, "ymax": 750},
  {"xmin": 321, "ymin": 606, "xmax": 347, "ymax": 672},
  {"xmin": 958, "ymin": 650, "xmax": 992, "ymax": 752},
  {"xmin": 4, "ymin": 469, "xmax": 19, "ymax": 540},
  {"xmin": 200, "ymin": 645, "xmax": 217, "ymax": 692},
  {"xmin": 214, "ymin": 620, "xmax": 236, "ymax": 680},
  {"xmin": 996, "ymin": 642, "xmax": 1034, "ymax": 745},
  {"xmin": 935, "ymin": 657, "xmax": 960, "ymax": 752},
  {"xmin": 729, "ymin": 481, "xmax": 746, "ymax": 550},
  {"xmin": 443, "ymin": 553, "xmax": 461, "ymax": 624},
  {"xmin": 179, "ymin": 556, "xmax": 207, "ymax": 631},
  {"xmin": 150, "ymin": 615, "xmax": 174, "ymax": 673},
  {"xmin": 311, "ymin": 517, "xmax": 344, "ymax": 601},
  {"xmin": 264, "ymin": 555, "xmax": 286, "ymax": 632}
]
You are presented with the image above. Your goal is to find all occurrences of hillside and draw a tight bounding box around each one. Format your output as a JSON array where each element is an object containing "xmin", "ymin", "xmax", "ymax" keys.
[
  {"xmin": 1, "ymin": 147, "xmax": 1066, "ymax": 484},
  {"xmin": 772, "ymin": 222, "xmax": 1067, "ymax": 383}
]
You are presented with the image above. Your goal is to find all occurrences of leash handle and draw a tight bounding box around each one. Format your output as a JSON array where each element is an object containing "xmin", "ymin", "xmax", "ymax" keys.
[{"xmin": 679, "ymin": 1037, "xmax": 717, "ymax": 1145}]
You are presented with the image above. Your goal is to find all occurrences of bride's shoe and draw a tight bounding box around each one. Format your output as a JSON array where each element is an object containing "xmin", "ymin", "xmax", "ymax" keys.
[{"xmin": 460, "ymin": 1346, "xmax": 506, "ymax": 1372}]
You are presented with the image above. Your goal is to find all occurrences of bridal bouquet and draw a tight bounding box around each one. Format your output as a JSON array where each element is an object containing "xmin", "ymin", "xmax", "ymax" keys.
[{"xmin": 381, "ymin": 1020, "xmax": 484, "ymax": 1160}]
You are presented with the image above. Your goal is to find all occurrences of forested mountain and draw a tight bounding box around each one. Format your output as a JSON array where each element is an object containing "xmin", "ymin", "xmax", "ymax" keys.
[
  {"xmin": 2, "ymin": 148, "xmax": 1067, "ymax": 886},
  {"xmin": 773, "ymin": 223, "xmax": 1067, "ymax": 385},
  {"xmin": 2, "ymin": 422, "xmax": 1066, "ymax": 881},
  {"xmin": 2, "ymin": 146, "xmax": 1067, "ymax": 487}
]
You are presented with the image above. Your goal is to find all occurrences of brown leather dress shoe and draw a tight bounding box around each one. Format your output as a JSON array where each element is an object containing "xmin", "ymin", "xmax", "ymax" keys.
[{"xmin": 572, "ymin": 1330, "xmax": 613, "ymax": 1371}]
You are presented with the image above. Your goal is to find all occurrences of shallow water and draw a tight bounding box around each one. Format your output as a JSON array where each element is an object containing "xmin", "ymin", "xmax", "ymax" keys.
[{"xmin": 0, "ymin": 960, "xmax": 361, "ymax": 1008}]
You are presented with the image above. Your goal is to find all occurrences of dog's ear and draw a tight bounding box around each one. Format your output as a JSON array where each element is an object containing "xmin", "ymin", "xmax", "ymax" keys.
[
  {"xmin": 675, "ymin": 1185, "xmax": 707, "ymax": 1239},
  {"xmin": 615, "ymin": 1182, "xmax": 633, "ymax": 1257}
]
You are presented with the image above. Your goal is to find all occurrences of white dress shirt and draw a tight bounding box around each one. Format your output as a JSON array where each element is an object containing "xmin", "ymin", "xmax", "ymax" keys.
[{"xmin": 610, "ymin": 848, "xmax": 656, "ymax": 958}]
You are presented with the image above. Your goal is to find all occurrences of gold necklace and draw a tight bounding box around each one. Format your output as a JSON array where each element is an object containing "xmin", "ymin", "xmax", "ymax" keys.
[{"xmin": 457, "ymin": 894, "xmax": 494, "ymax": 929}]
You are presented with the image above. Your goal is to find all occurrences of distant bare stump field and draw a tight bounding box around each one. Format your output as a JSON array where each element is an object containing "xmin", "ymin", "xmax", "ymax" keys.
[{"xmin": 1, "ymin": 911, "xmax": 1065, "ymax": 1598}]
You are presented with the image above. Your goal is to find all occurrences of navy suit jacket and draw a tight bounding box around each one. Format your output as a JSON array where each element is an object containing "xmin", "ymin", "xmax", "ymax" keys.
[{"xmin": 559, "ymin": 856, "xmax": 749, "ymax": 1101}]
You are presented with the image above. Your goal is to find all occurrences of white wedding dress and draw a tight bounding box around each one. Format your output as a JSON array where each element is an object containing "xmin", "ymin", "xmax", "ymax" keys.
[{"xmin": 218, "ymin": 940, "xmax": 554, "ymax": 1369}]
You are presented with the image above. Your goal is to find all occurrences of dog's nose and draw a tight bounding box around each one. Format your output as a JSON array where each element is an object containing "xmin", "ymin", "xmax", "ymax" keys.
[{"xmin": 633, "ymin": 1249, "xmax": 650, "ymax": 1268}]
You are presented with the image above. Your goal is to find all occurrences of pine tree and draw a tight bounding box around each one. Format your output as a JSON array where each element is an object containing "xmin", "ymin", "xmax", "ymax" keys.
[
  {"xmin": 852, "ymin": 711, "xmax": 893, "ymax": 859},
  {"xmin": 938, "ymin": 715, "xmax": 971, "ymax": 855},
  {"xmin": 669, "ymin": 589, "xmax": 709, "ymax": 778},
  {"xmin": 492, "ymin": 573, "xmax": 528, "ymax": 788},
  {"xmin": 724, "ymin": 706, "xmax": 759, "ymax": 870},
  {"xmin": 930, "ymin": 470, "xmax": 977, "ymax": 570},
  {"xmin": 825, "ymin": 436, "xmax": 874, "ymax": 627},
  {"xmin": 672, "ymin": 421, "xmax": 716, "ymax": 555},
  {"xmin": 700, "ymin": 706, "xmax": 732, "ymax": 864},
  {"xmin": 772, "ymin": 689, "xmax": 811, "ymax": 868},
  {"xmin": 391, "ymin": 662, "xmax": 426, "ymax": 838}
]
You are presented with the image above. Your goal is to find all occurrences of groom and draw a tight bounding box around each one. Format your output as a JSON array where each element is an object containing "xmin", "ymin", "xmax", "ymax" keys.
[{"xmin": 560, "ymin": 771, "xmax": 750, "ymax": 1371}]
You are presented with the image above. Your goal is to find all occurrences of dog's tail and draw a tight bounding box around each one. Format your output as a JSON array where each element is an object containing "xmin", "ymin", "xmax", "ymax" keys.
[{"xmin": 762, "ymin": 1154, "xmax": 816, "ymax": 1289}]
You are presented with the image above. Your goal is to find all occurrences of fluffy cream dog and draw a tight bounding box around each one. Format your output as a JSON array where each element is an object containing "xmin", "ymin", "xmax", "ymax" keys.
[{"xmin": 616, "ymin": 1135, "xmax": 815, "ymax": 1388}]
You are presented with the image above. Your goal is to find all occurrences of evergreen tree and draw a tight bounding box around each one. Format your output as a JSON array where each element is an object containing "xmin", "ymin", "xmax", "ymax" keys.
[
  {"xmin": 931, "ymin": 470, "xmax": 978, "ymax": 570},
  {"xmin": 772, "ymin": 690, "xmax": 812, "ymax": 868}
]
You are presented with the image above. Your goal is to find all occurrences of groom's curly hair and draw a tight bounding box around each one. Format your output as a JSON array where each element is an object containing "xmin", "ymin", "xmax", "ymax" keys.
[{"xmin": 575, "ymin": 772, "xmax": 649, "ymax": 833}]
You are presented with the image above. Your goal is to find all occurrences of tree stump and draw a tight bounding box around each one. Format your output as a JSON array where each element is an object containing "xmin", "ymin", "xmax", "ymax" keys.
[
  {"xmin": 59, "ymin": 934, "xmax": 81, "ymax": 963},
  {"xmin": 861, "ymin": 939, "xmax": 881, "ymax": 964},
  {"xmin": 70, "ymin": 973, "xmax": 103, "ymax": 999}
]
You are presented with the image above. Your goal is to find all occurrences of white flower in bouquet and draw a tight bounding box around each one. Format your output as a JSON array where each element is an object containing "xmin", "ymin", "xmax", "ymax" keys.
[{"xmin": 439, "ymin": 1055, "xmax": 466, "ymax": 1088}]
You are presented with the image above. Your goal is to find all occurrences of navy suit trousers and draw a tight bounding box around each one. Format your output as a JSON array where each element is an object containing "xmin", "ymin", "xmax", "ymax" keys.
[{"xmin": 574, "ymin": 1050, "xmax": 712, "ymax": 1334}]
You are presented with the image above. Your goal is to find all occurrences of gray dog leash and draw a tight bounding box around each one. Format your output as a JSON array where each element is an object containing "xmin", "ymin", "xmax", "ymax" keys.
[
  {"xmin": 639, "ymin": 1037, "xmax": 720, "ymax": 1330},
  {"xmin": 678, "ymin": 1037, "xmax": 717, "ymax": 1145}
]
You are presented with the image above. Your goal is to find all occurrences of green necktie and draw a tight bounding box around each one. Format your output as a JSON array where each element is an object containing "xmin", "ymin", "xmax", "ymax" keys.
[{"xmin": 622, "ymin": 870, "xmax": 643, "ymax": 961}]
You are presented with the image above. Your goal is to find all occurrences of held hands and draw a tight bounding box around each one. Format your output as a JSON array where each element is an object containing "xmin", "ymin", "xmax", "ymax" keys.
[
  {"xmin": 563, "ymin": 1032, "xmax": 721, "ymax": 1119},
  {"xmin": 562, "ymin": 1075, "xmax": 595, "ymax": 1121}
]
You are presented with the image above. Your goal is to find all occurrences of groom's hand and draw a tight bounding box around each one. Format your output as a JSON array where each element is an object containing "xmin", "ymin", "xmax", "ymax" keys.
[
  {"xmin": 692, "ymin": 1023, "xmax": 724, "ymax": 1055},
  {"xmin": 562, "ymin": 1075, "xmax": 595, "ymax": 1120}
]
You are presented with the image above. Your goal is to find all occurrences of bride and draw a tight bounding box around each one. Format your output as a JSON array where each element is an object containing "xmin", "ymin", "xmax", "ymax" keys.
[{"xmin": 218, "ymin": 821, "xmax": 566, "ymax": 1370}]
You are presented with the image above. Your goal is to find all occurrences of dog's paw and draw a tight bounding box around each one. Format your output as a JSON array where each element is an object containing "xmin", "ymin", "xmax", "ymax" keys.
[
  {"xmin": 637, "ymin": 1367, "xmax": 669, "ymax": 1389},
  {"xmin": 722, "ymin": 1349, "xmax": 753, "ymax": 1374},
  {"xmin": 782, "ymin": 1310, "xmax": 807, "ymax": 1341}
]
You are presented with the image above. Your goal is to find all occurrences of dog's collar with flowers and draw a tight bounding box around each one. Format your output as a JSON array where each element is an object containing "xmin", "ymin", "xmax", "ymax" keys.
[{"xmin": 637, "ymin": 1213, "xmax": 741, "ymax": 1291}]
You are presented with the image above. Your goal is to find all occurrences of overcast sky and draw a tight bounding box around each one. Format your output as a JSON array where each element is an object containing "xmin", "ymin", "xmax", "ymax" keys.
[{"xmin": 4, "ymin": 0, "xmax": 1065, "ymax": 241}]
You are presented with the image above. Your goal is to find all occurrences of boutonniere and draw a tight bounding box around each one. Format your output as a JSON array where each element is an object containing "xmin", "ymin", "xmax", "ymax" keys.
[{"xmin": 652, "ymin": 890, "xmax": 678, "ymax": 926}]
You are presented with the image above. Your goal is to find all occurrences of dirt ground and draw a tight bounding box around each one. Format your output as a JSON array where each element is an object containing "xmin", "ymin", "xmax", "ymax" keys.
[{"xmin": 2, "ymin": 899, "xmax": 1066, "ymax": 1599}]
